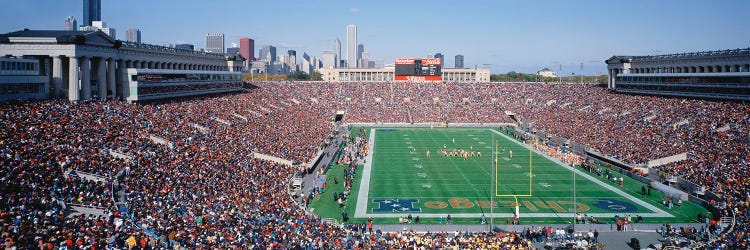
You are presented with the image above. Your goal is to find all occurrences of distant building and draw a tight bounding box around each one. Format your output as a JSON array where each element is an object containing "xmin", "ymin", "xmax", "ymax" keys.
[
  {"xmin": 83, "ymin": 0, "xmax": 101, "ymax": 26},
  {"xmin": 125, "ymin": 28, "xmax": 141, "ymax": 43},
  {"xmin": 434, "ymin": 53, "xmax": 444, "ymax": 68},
  {"xmin": 79, "ymin": 21, "xmax": 115, "ymax": 39},
  {"xmin": 239, "ymin": 38, "xmax": 254, "ymax": 61},
  {"xmin": 288, "ymin": 50, "xmax": 297, "ymax": 72},
  {"xmin": 300, "ymin": 53, "xmax": 312, "ymax": 74},
  {"xmin": 205, "ymin": 33, "xmax": 225, "ymax": 54},
  {"xmin": 259, "ymin": 45, "xmax": 276, "ymax": 62},
  {"xmin": 357, "ymin": 44, "xmax": 364, "ymax": 67},
  {"xmin": 360, "ymin": 51, "xmax": 370, "ymax": 69},
  {"xmin": 537, "ymin": 67, "xmax": 556, "ymax": 77},
  {"xmin": 333, "ymin": 38, "xmax": 341, "ymax": 68},
  {"xmin": 64, "ymin": 16, "xmax": 77, "ymax": 31},
  {"xmin": 322, "ymin": 51, "xmax": 337, "ymax": 69},
  {"xmin": 226, "ymin": 43, "xmax": 239, "ymax": 56},
  {"xmin": 175, "ymin": 44, "xmax": 194, "ymax": 51},
  {"xmin": 347, "ymin": 25, "xmax": 357, "ymax": 68},
  {"xmin": 455, "ymin": 55, "xmax": 464, "ymax": 68}
]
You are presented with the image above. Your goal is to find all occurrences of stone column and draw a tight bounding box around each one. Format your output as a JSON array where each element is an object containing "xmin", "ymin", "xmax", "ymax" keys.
[
  {"xmin": 52, "ymin": 56, "xmax": 64, "ymax": 98},
  {"xmin": 81, "ymin": 57, "xmax": 91, "ymax": 100},
  {"xmin": 68, "ymin": 57, "xmax": 80, "ymax": 102},
  {"xmin": 107, "ymin": 58, "xmax": 116, "ymax": 99},
  {"xmin": 115, "ymin": 59, "xmax": 124, "ymax": 99},
  {"xmin": 97, "ymin": 58, "xmax": 107, "ymax": 99},
  {"xmin": 119, "ymin": 60, "xmax": 130, "ymax": 100}
]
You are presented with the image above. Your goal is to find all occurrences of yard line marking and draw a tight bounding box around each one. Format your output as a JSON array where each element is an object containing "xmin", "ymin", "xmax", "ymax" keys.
[{"xmin": 489, "ymin": 129, "xmax": 673, "ymax": 218}]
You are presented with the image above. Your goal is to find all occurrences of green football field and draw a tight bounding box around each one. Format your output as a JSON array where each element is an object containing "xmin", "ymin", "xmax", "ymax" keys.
[{"xmin": 310, "ymin": 126, "xmax": 708, "ymax": 224}]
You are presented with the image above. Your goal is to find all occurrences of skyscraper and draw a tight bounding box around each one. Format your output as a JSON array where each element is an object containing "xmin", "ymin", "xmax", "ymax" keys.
[
  {"xmin": 301, "ymin": 52, "xmax": 312, "ymax": 74},
  {"xmin": 83, "ymin": 0, "xmax": 101, "ymax": 26},
  {"xmin": 357, "ymin": 44, "xmax": 364, "ymax": 68},
  {"xmin": 360, "ymin": 51, "xmax": 370, "ymax": 69},
  {"xmin": 239, "ymin": 38, "xmax": 254, "ymax": 61},
  {"xmin": 288, "ymin": 50, "xmax": 297, "ymax": 72},
  {"xmin": 322, "ymin": 51, "xmax": 337, "ymax": 69},
  {"xmin": 64, "ymin": 16, "xmax": 77, "ymax": 31},
  {"xmin": 455, "ymin": 55, "xmax": 464, "ymax": 68},
  {"xmin": 125, "ymin": 28, "xmax": 141, "ymax": 43},
  {"xmin": 434, "ymin": 53, "xmax": 444, "ymax": 68},
  {"xmin": 259, "ymin": 45, "xmax": 276, "ymax": 62},
  {"xmin": 346, "ymin": 25, "xmax": 357, "ymax": 68},
  {"xmin": 205, "ymin": 33, "xmax": 225, "ymax": 54},
  {"xmin": 333, "ymin": 38, "xmax": 341, "ymax": 68}
]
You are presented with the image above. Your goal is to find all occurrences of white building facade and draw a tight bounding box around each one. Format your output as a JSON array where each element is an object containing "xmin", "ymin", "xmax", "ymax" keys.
[{"xmin": 318, "ymin": 67, "xmax": 490, "ymax": 82}]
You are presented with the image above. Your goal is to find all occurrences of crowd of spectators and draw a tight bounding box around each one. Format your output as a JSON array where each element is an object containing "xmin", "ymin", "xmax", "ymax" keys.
[{"xmin": 1, "ymin": 80, "xmax": 747, "ymax": 248}]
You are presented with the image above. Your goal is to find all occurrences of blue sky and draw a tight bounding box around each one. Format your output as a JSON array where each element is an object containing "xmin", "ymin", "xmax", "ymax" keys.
[{"xmin": 2, "ymin": 0, "xmax": 749, "ymax": 74}]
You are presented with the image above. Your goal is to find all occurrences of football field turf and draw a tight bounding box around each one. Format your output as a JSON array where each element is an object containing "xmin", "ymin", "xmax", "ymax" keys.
[{"xmin": 311, "ymin": 126, "xmax": 708, "ymax": 224}]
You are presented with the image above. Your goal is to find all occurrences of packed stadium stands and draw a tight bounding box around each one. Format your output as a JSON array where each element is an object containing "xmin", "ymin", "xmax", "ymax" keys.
[{"xmin": 0, "ymin": 81, "xmax": 747, "ymax": 248}]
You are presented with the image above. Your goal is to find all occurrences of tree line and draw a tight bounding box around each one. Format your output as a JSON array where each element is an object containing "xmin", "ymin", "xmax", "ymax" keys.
[{"xmin": 491, "ymin": 71, "xmax": 608, "ymax": 84}]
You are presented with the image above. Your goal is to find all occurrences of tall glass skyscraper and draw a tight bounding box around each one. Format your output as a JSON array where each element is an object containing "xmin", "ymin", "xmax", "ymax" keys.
[
  {"xmin": 333, "ymin": 38, "xmax": 341, "ymax": 68},
  {"xmin": 64, "ymin": 16, "xmax": 77, "ymax": 31},
  {"xmin": 83, "ymin": 0, "xmax": 101, "ymax": 26},
  {"xmin": 346, "ymin": 25, "xmax": 357, "ymax": 68}
]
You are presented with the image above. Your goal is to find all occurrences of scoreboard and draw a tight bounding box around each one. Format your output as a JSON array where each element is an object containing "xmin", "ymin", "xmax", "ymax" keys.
[{"xmin": 394, "ymin": 58, "xmax": 442, "ymax": 81}]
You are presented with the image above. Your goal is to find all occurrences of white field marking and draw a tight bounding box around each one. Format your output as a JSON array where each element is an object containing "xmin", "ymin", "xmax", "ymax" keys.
[
  {"xmin": 410, "ymin": 151, "xmax": 416, "ymax": 155},
  {"xmin": 479, "ymin": 141, "xmax": 486, "ymax": 144},
  {"xmin": 512, "ymin": 164, "xmax": 523, "ymax": 169},
  {"xmin": 355, "ymin": 127, "xmax": 673, "ymax": 219},
  {"xmin": 488, "ymin": 129, "xmax": 673, "ymax": 217},
  {"xmin": 412, "ymin": 157, "xmax": 419, "ymax": 161},
  {"xmin": 417, "ymin": 173, "xmax": 427, "ymax": 178},
  {"xmin": 539, "ymin": 182, "xmax": 551, "ymax": 187},
  {"xmin": 421, "ymin": 183, "xmax": 432, "ymax": 189},
  {"xmin": 354, "ymin": 129, "xmax": 377, "ymax": 218},
  {"xmin": 415, "ymin": 164, "xmax": 423, "ymax": 168},
  {"xmin": 502, "ymin": 157, "xmax": 510, "ymax": 161}
]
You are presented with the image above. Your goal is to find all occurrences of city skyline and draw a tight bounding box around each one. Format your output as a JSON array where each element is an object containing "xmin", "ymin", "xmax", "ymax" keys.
[{"xmin": 2, "ymin": 0, "xmax": 749, "ymax": 74}]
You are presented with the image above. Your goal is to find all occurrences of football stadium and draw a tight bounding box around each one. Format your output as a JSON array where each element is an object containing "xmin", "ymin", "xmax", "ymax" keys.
[{"xmin": 1, "ymin": 1, "xmax": 749, "ymax": 249}]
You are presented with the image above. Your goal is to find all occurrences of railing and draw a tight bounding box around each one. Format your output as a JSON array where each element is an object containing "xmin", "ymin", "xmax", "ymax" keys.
[
  {"xmin": 121, "ymin": 41, "xmax": 226, "ymax": 59},
  {"xmin": 633, "ymin": 47, "xmax": 750, "ymax": 61}
]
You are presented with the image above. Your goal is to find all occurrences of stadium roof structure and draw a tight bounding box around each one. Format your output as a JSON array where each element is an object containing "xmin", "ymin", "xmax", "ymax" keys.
[
  {"xmin": 0, "ymin": 29, "xmax": 117, "ymax": 47},
  {"xmin": 606, "ymin": 47, "xmax": 750, "ymax": 64}
]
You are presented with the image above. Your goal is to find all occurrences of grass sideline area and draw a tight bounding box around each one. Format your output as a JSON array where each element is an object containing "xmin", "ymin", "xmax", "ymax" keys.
[{"xmin": 309, "ymin": 126, "xmax": 709, "ymax": 225}]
